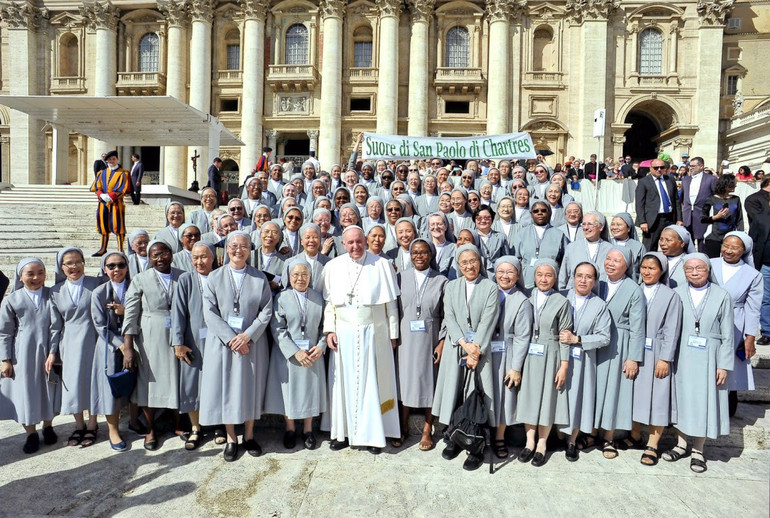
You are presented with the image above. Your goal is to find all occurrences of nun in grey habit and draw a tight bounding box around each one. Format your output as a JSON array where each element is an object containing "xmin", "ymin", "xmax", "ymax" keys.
[
  {"xmin": 512, "ymin": 202, "xmax": 569, "ymax": 290},
  {"xmin": 660, "ymin": 225, "xmax": 695, "ymax": 289},
  {"xmin": 396, "ymin": 238, "xmax": 447, "ymax": 451},
  {"xmin": 610, "ymin": 212, "xmax": 646, "ymax": 283},
  {"xmin": 558, "ymin": 211, "xmax": 612, "ymax": 290},
  {"xmin": 424, "ymin": 212, "xmax": 456, "ymax": 277},
  {"xmin": 50, "ymin": 247, "xmax": 101, "ymax": 445},
  {"xmin": 594, "ymin": 246, "xmax": 646, "ymax": 459},
  {"xmin": 153, "ymin": 201, "xmax": 186, "ymax": 254},
  {"xmin": 664, "ymin": 253, "xmax": 734, "ymax": 474},
  {"xmin": 251, "ymin": 220, "xmax": 288, "ymax": 293},
  {"xmin": 280, "ymin": 224, "xmax": 330, "ymax": 292},
  {"xmin": 127, "ymin": 229, "xmax": 150, "ymax": 280},
  {"xmin": 0, "ymin": 258, "xmax": 59, "ymax": 453},
  {"xmin": 489, "ymin": 256, "xmax": 533, "ymax": 459},
  {"xmin": 199, "ymin": 231, "xmax": 273, "ymax": 461},
  {"xmin": 514, "ymin": 258, "xmax": 572, "ymax": 467},
  {"xmin": 264, "ymin": 260, "xmax": 327, "ymax": 450},
  {"xmin": 171, "ymin": 223, "xmax": 201, "ymax": 273}
]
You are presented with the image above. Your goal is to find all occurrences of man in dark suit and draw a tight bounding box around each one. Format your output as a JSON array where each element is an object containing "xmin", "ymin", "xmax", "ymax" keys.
[
  {"xmin": 680, "ymin": 156, "xmax": 716, "ymax": 252},
  {"xmin": 619, "ymin": 155, "xmax": 634, "ymax": 178},
  {"xmin": 93, "ymin": 153, "xmax": 106, "ymax": 178},
  {"xmin": 207, "ymin": 157, "xmax": 224, "ymax": 199},
  {"xmin": 746, "ymin": 178, "xmax": 770, "ymax": 345},
  {"xmin": 583, "ymin": 154, "xmax": 606, "ymax": 181},
  {"xmin": 635, "ymin": 158, "xmax": 683, "ymax": 251},
  {"xmin": 128, "ymin": 153, "xmax": 144, "ymax": 205}
]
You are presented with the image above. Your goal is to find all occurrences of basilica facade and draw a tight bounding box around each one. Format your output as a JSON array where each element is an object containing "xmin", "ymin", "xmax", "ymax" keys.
[{"xmin": 0, "ymin": 0, "xmax": 766, "ymax": 189}]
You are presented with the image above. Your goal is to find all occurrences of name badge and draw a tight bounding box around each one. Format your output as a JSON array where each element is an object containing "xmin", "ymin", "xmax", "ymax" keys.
[
  {"xmin": 644, "ymin": 338, "xmax": 653, "ymax": 351},
  {"xmin": 410, "ymin": 320, "xmax": 426, "ymax": 332},
  {"xmin": 491, "ymin": 340, "xmax": 505, "ymax": 353},
  {"xmin": 530, "ymin": 257, "xmax": 537, "ymax": 266},
  {"xmin": 295, "ymin": 339, "xmax": 311, "ymax": 351},
  {"xmin": 687, "ymin": 335, "xmax": 707, "ymax": 350},
  {"xmin": 570, "ymin": 346, "xmax": 582, "ymax": 359},
  {"xmin": 528, "ymin": 343, "xmax": 545, "ymax": 356},
  {"xmin": 228, "ymin": 314, "xmax": 244, "ymax": 332},
  {"xmin": 164, "ymin": 317, "xmax": 172, "ymax": 329},
  {"xmin": 199, "ymin": 327, "xmax": 208, "ymax": 339},
  {"xmin": 464, "ymin": 331, "xmax": 476, "ymax": 343}
]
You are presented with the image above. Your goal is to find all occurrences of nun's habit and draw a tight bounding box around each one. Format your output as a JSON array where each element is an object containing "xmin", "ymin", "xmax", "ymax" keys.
[
  {"xmin": 673, "ymin": 253, "xmax": 734, "ymax": 439},
  {"xmin": 153, "ymin": 202, "xmax": 185, "ymax": 253},
  {"xmin": 558, "ymin": 236, "xmax": 613, "ymax": 290},
  {"xmin": 610, "ymin": 212, "xmax": 646, "ymax": 282},
  {"xmin": 171, "ymin": 223, "xmax": 199, "ymax": 273},
  {"xmin": 663, "ymin": 225, "xmax": 695, "ymax": 289},
  {"xmin": 127, "ymin": 229, "xmax": 150, "ymax": 280},
  {"xmin": 0, "ymin": 259, "xmax": 58, "ymax": 425},
  {"xmin": 49, "ymin": 247, "xmax": 101, "ymax": 415},
  {"xmin": 512, "ymin": 218, "xmax": 569, "ymax": 289}
]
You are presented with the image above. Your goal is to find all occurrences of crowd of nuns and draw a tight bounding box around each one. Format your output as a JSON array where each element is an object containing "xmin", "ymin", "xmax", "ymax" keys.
[{"xmin": 0, "ymin": 158, "xmax": 760, "ymax": 473}]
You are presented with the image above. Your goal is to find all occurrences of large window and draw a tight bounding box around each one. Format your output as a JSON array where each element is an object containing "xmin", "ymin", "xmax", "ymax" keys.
[
  {"xmin": 285, "ymin": 24, "xmax": 309, "ymax": 65},
  {"xmin": 639, "ymin": 28, "xmax": 663, "ymax": 76},
  {"xmin": 225, "ymin": 29, "xmax": 240, "ymax": 70},
  {"xmin": 352, "ymin": 25, "xmax": 373, "ymax": 67},
  {"xmin": 532, "ymin": 27, "xmax": 554, "ymax": 71},
  {"xmin": 727, "ymin": 75, "xmax": 739, "ymax": 95},
  {"xmin": 59, "ymin": 33, "xmax": 79, "ymax": 77},
  {"xmin": 138, "ymin": 32, "xmax": 159, "ymax": 72},
  {"xmin": 445, "ymin": 26, "xmax": 470, "ymax": 68}
]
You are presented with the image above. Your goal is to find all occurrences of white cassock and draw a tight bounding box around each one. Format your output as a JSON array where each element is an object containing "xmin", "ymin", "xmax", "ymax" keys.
[{"xmin": 322, "ymin": 251, "xmax": 400, "ymax": 447}]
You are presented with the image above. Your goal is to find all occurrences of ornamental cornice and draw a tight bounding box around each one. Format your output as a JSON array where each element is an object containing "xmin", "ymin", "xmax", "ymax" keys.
[
  {"xmin": 0, "ymin": 1, "xmax": 48, "ymax": 30},
  {"xmin": 158, "ymin": 0, "xmax": 189, "ymax": 26},
  {"xmin": 241, "ymin": 0, "xmax": 268, "ymax": 20},
  {"xmin": 565, "ymin": 0, "xmax": 620, "ymax": 25},
  {"xmin": 319, "ymin": 0, "xmax": 346, "ymax": 20},
  {"xmin": 80, "ymin": 1, "xmax": 118, "ymax": 31},
  {"xmin": 410, "ymin": 0, "xmax": 435, "ymax": 23},
  {"xmin": 376, "ymin": 0, "xmax": 401, "ymax": 19},
  {"xmin": 696, "ymin": 0, "xmax": 735, "ymax": 27},
  {"xmin": 189, "ymin": 0, "xmax": 215, "ymax": 22}
]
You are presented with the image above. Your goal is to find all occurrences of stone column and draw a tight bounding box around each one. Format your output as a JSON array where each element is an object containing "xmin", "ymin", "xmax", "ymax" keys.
[
  {"xmin": 668, "ymin": 22, "xmax": 679, "ymax": 77},
  {"xmin": 376, "ymin": 0, "xmax": 401, "ymax": 134},
  {"xmin": 160, "ymin": 0, "xmax": 189, "ymax": 187},
  {"xmin": 266, "ymin": 129, "xmax": 278, "ymax": 153},
  {"xmin": 188, "ymin": 0, "xmax": 214, "ymax": 186},
  {"xmin": 318, "ymin": 0, "xmax": 345, "ymax": 170},
  {"xmin": 407, "ymin": 0, "xmax": 434, "ymax": 137},
  {"xmin": 485, "ymin": 0, "xmax": 511, "ymax": 135},
  {"xmin": 307, "ymin": 130, "xmax": 319, "ymax": 155},
  {"xmin": 240, "ymin": 0, "xmax": 268, "ymax": 178},
  {"xmin": 693, "ymin": 1, "xmax": 734, "ymax": 167},
  {"xmin": 1, "ymin": 2, "xmax": 47, "ymax": 184}
]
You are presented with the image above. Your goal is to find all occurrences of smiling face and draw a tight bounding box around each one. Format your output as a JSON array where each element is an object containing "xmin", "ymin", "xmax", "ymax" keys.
[
  {"xmin": 411, "ymin": 241, "xmax": 431, "ymax": 271},
  {"xmin": 385, "ymin": 201, "xmax": 402, "ymax": 224},
  {"xmin": 247, "ymin": 179, "xmax": 262, "ymax": 199},
  {"xmin": 684, "ymin": 258, "xmax": 709, "ymax": 287},
  {"xmin": 610, "ymin": 216, "xmax": 630, "ymax": 240},
  {"xmin": 450, "ymin": 192, "xmax": 466, "ymax": 213},
  {"xmin": 301, "ymin": 227, "xmax": 320, "ymax": 255},
  {"xmin": 396, "ymin": 220, "xmax": 416, "ymax": 249},
  {"xmin": 334, "ymin": 189, "xmax": 350, "ymax": 208},
  {"xmin": 339, "ymin": 207, "xmax": 358, "ymax": 228},
  {"xmin": 565, "ymin": 204, "xmax": 582, "ymax": 225},
  {"xmin": 228, "ymin": 201, "xmax": 245, "ymax": 221},
  {"xmin": 284, "ymin": 209, "xmax": 302, "ymax": 232},
  {"xmin": 200, "ymin": 188, "xmax": 217, "ymax": 210},
  {"xmin": 496, "ymin": 262, "xmax": 518, "ymax": 291},
  {"xmin": 475, "ymin": 208, "xmax": 493, "ymax": 233},
  {"xmin": 367, "ymin": 226, "xmax": 386, "ymax": 254},
  {"xmin": 497, "ymin": 199, "xmax": 513, "ymax": 221},
  {"xmin": 545, "ymin": 184, "xmax": 561, "ymax": 204},
  {"xmin": 367, "ymin": 201, "xmax": 383, "ymax": 220},
  {"xmin": 254, "ymin": 207, "xmax": 272, "ymax": 229},
  {"xmin": 458, "ymin": 250, "xmax": 480, "ymax": 281},
  {"xmin": 461, "ymin": 174, "xmax": 473, "ymax": 188},
  {"xmin": 103, "ymin": 253, "xmax": 127, "ymax": 282},
  {"xmin": 149, "ymin": 243, "xmax": 173, "ymax": 273},
  {"xmin": 423, "ymin": 176, "xmax": 437, "ymax": 194},
  {"xmin": 219, "ymin": 215, "xmax": 237, "ymax": 235},
  {"xmin": 354, "ymin": 185, "xmax": 368, "ymax": 205},
  {"xmin": 581, "ymin": 213, "xmax": 602, "ymax": 241},
  {"xmin": 574, "ymin": 263, "xmax": 596, "ymax": 296},
  {"xmin": 181, "ymin": 225, "xmax": 202, "ymax": 251},
  {"xmin": 260, "ymin": 224, "xmax": 280, "ymax": 252},
  {"xmin": 391, "ymin": 181, "xmax": 406, "ymax": 196},
  {"xmin": 227, "ymin": 234, "xmax": 250, "ymax": 267},
  {"xmin": 191, "ymin": 244, "xmax": 214, "ymax": 275},
  {"xmin": 721, "ymin": 235, "xmax": 745, "ymax": 264},
  {"xmin": 167, "ymin": 204, "xmax": 185, "ymax": 227},
  {"xmin": 21, "ymin": 262, "xmax": 46, "ymax": 290},
  {"xmin": 514, "ymin": 189, "xmax": 530, "ymax": 208},
  {"xmin": 345, "ymin": 170, "xmax": 359, "ymax": 188},
  {"xmin": 60, "ymin": 250, "xmax": 85, "ymax": 282},
  {"xmin": 303, "ymin": 163, "xmax": 315, "ymax": 179},
  {"xmin": 313, "ymin": 212, "xmax": 331, "ymax": 234},
  {"xmin": 428, "ymin": 214, "xmax": 447, "ymax": 242},
  {"xmin": 457, "ymin": 229, "xmax": 474, "ymax": 246},
  {"xmin": 535, "ymin": 167, "xmax": 548, "ymax": 182},
  {"xmin": 343, "ymin": 228, "xmax": 366, "ymax": 259},
  {"xmin": 603, "ymin": 249, "xmax": 627, "ymax": 281},
  {"xmin": 289, "ymin": 263, "xmax": 311, "ymax": 292},
  {"xmin": 312, "ymin": 181, "xmax": 326, "ymax": 198},
  {"xmin": 438, "ymin": 194, "xmax": 451, "ymax": 213}
]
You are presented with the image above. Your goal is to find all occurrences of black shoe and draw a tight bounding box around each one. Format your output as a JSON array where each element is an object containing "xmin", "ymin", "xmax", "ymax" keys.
[
  {"xmin": 42, "ymin": 425, "xmax": 57, "ymax": 445},
  {"xmin": 756, "ymin": 335, "xmax": 770, "ymax": 346},
  {"xmin": 23, "ymin": 433, "xmax": 40, "ymax": 454},
  {"xmin": 518, "ymin": 447, "xmax": 535, "ymax": 463},
  {"xmin": 91, "ymin": 251, "xmax": 106, "ymax": 257},
  {"xmin": 329, "ymin": 439, "xmax": 349, "ymax": 451},
  {"xmin": 462, "ymin": 452, "xmax": 484, "ymax": 471},
  {"xmin": 367, "ymin": 446, "xmax": 382, "ymax": 455},
  {"xmin": 441, "ymin": 442, "xmax": 461, "ymax": 460},
  {"xmin": 729, "ymin": 390, "xmax": 738, "ymax": 417},
  {"xmin": 242, "ymin": 439, "xmax": 263, "ymax": 457},
  {"xmin": 143, "ymin": 436, "xmax": 158, "ymax": 451},
  {"xmin": 303, "ymin": 432, "xmax": 317, "ymax": 450},
  {"xmin": 531, "ymin": 452, "xmax": 547, "ymax": 467},
  {"xmin": 128, "ymin": 422, "xmax": 149, "ymax": 436},
  {"xmin": 565, "ymin": 443, "xmax": 579, "ymax": 462},
  {"xmin": 224, "ymin": 442, "xmax": 238, "ymax": 462},
  {"xmin": 283, "ymin": 430, "xmax": 297, "ymax": 449}
]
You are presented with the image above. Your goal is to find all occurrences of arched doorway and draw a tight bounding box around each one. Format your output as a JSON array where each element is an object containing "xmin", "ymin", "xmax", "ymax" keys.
[
  {"xmin": 221, "ymin": 159, "xmax": 240, "ymax": 199},
  {"xmin": 623, "ymin": 112, "xmax": 659, "ymax": 162}
]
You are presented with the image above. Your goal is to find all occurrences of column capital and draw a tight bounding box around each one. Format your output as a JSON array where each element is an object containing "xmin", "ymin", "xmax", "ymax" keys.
[
  {"xmin": 376, "ymin": 0, "xmax": 401, "ymax": 19},
  {"xmin": 80, "ymin": 1, "xmax": 118, "ymax": 31},
  {"xmin": 409, "ymin": 0, "xmax": 435, "ymax": 23},
  {"xmin": 319, "ymin": 0, "xmax": 346, "ymax": 20},
  {"xmin": 241, "ymin": 0, "xmax": 269, "ymax": 20},
  {"xmin": 0, "ymin": 1, "xmax": 48, "ymax": 30},
  {"xmin": 189, "ymin": 0, "xmax": 215, "ymax": 23},
  {"xmin": 306, "ymin": 129, "xmax": 320, "ymax": 139},
  {"xmin": 565, "ymin": 0, "xmax": 619, "ymax": 25},
  {"xmin": 159, "ymin": 0, "xmax": 189, "ymax": 27},
  {"xmin": 696, "ymin": 0, "xmax": 735, "ymax": 27},
  {"xmin": 265, "ymin": 129, "xmax": 279, "ymax": 139}
]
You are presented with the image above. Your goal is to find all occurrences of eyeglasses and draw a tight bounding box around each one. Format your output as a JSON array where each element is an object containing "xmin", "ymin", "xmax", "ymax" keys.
[
  {"xmin": 229, "ymin": 207, "xmax": 244, "ymax": 212},
  {"xmin": 228, "ymin": 245, "xmax": 250, "ymax": 252},
  {"xmin": 183, "ymin": 232, "xmax": 201, "ymax": 239},
  {"xmin": 62, "ymin": 261, "xmax": 84, "ymax": 268},
  {"xmin": 411, "ymin": 249, "xmax": 430, "ymax": 256},
  {"xmin": 290, "ymin": 272, "xmax": 310, "ymax": 279},
  {"xmin": 105, "ymin": 262, "xmax": 127, "ymax": 270},
  {"xmin": 651, "ymin": 166, "xmax": 666, "ymax": 170},
  {"xmin": 684, "ymin": 266, "xmax": 708, "ymax": 273},
  {"xmin": 581, "ymin": 222, "xmax": 599, "ymax": 228},
  {"xmin": 386, "ymin": 207, "xmax": 401, "ymax": 212},
  {"xmin": 459, "ymin": 259, "xmax": 480, "ymax": 268}
]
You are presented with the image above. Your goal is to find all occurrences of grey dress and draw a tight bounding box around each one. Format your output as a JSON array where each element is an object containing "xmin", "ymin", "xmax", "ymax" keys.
[
  {"xmin": 556, "ymin": 223, "xmax": 584, "ymax": 244},
  {"xmin": 558, "ymin": 239, "xmax": 612, "ymax": 290},
  {"xmin": 513, "ymin": 225, "xmax": 568, "ymax": 289},
  {"xmin": 128, "ymin": 254, "xmax": 149, "ymax": 280},
  {"xmin": 432, "ymin": 242, "xmax": 456, "ymax": 278},
  {"xmin": 491, "ymin": 288, "xmax": 533, "ymax": 426},
  {"xmin": 633, "ymin": 284, "xmax": 682, "ymax": 427},
  {"xmin": 281, "ymin": 252, "xmax": 330, "ymax": 292},
  {"xmin": 251, "ymin": 247, "xmax": 288, "ymax": 291},
  {"xmin": 667, "ymin": 256, "xmax": 687, "ymax": 289},
  {"xmin": 50, "ymin": 276, "xmax": 101, "ymax": 415},
  {"xmin": 515, "ymin": 290, "xmax": 572, "ymax": 427},
  {"xmin": 595, "ymin": 277, "xmax": 646, "ymax": 431},
  {"xmin": 264, "ymin": 288, "xmax": 327, "ymax": 419},
  {"xmin": 123, "ymin": 267, "xmax": 184, "ymax": 409},
  {"xmin": 170, "ymin": 272, "xmax": 208, "ymax": 414},
  {"xmin": 0, "ymin": 288, "xmax": 58, "ymax": 425},
  {"xmin": 397, "ymin": 269, "xmax": 447, "ymax": 408},
  {"xmin": 189, "ymin": 209, "xmax": 212, "ymax": 235},
  {"xmin": 559, "ymin": 291, "xmax": 611, "ymax": 434},
  {"xmin": 478, "ymin": 231, "xmax": 509, "ymax": 276},
  {"xmin": 199, "ymin": 265, "xmax": 273, "ymax": 426},
  {"xmin": 612, "ymin": 238, "xmax": 646, "ymax": 283},
  {"xmin": 89, "ymin": 281, "xmax": 128, "ymax": 416},
  {"xmin": 171, "ymin": 250, "xmax": 194, "ymax": 273},
  {"xmin": 432, "ymin": 277, "xmax": 500, "ymax": 426},
  {"xmin": 673, "ymin": 283, "xmax": 734, "ymax": 439},
  {"xmin": 414, "ymin": 194, "xmax": 439, "ymax": 217}
]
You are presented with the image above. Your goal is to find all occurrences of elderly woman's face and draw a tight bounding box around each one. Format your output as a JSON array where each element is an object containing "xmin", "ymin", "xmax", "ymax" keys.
[
  {"xmin": 229, "ymin": 202, "xmax": 245, "ymax": 221},
  {"xmin": 428, "ymin": 215, "xmax": 447, "ymax": 240},
  {"xmin": 535, "ymin": 264, "xmax": 556, "ymax": 291},
  {"xmin": 546, "ymin": 185, "xmax": 561, "ymax": 204},
  {"xmin": 254, "ymin": 208, "xmax": 272, "ymax": 228},
  {"xmin": 303, "ymin": 164, "xmax": 315, "ymax": 179},
  {"xmin": 301, "ymin": 228, "xmax": 320, "ymax": 254},
  {"xmin": 312, "ymin": 182, "xmax": 326, "ymax": 197},
  {"xmin": 289, "ymin": 264, "xmax": 311, "ymax": 292},
  {"xmin": 292, "ymin": 178, "xmax": 304, "ymax": 193},
  {"xmin": 684, "ymin": 258, "xmax": 709, "ymax": 287},
  {"xmin": 149, "ymin": 243, "xmax": 172, "ymax": 271},
  {"xmin": 610, "ymin": 216, "xmax": 629, "ymax": 240},
  {"xmin": 219, "ymin": 216, "xmax": 237, "ymax": 235},
  {"xmin": 283, "ymin": 184, "xmax": 297, "ymax": 199},
  {"xmin": 659, "ymin": 229, "xmax": 685, "ymax": 257},
  {"xmin": 282, "ymin": 199, "xmax": 297, "ymax": 214},
  {"xmin": 424, "ymin": 176, "xmax": 437, "ymax": 193},
  {"xmin": 345, "ymin": 171, "xmax": 358, "ymax": 187},
  {"xmin": 396, "ymin": 221, "xmax": 415, "ymax": 249},
  {"xmin": 721, "ymin": 235, "xmax": 745, "ymax": 264},
  {"xmin": 436, "ymin": 169, "xmax": 449, "ymax": 184},
  {"xmin": 574, "ymin": 263, "xmax": 596, "ymax": 296},
  {"xmin": 496, "ymin": 262, "xmax": 518, "ymax": 291},
  {"xmin": 260, "ymin": 224, "xmax": 280, "ymax": 250},
  {"xmin": 247, "ymin": 180, "xmax": 261, "ymax": 199},
  {"xmin": 408, "ymin": 175, "xmax": 420, "ymax": 190},
  {"xmin": 439, "ymin": 195, "xmax": 451, "ymax": 213},
  {"xmin": 285, "ymin": 210, "xmax": 302, "ymax": 232},
  {"xmin": 457, "ymin": 229, "xmax": 474, "ymax": 246},
  {"xmin": 480, "ymin": 184, "xmax": 493, "ymax": 199},
  {"xmin": 565, "ymin": 204, "xmax": 582, "ymax": 225},
  {"xmin": 201, "ymin": 189, "xmax": 217, "ymax": 210},
  {"xmin": 450, "ymin": 192, "xmax": 466, "ymax": 212},
  {"xmin": 313, "ymin": 213, "xmax": 331, "ymax": 233},
  {"xmin": 581, "ymin": 214, "xmax": 602, "ymax": 241},
  {"xmin": 515, "ymin": 189, "xmax": 530, "ymax": 208},
  {"xmin": 368, "ymin": 201, "xmax": 382, "ymax": 220},
  {"xmin": 458, "ymin": 250, "xmax": 481, "ymax": 281},
  {"xmin": 191, "ymin": 245, "xmax": 214, "ymax": 275},
  {"xmin": 167, "ymin": 205, "xmax": 185, "ymax": 227},
  {"xmin": 391, "ymin": 182, "xmax": 406, "ymax": 196},
  {"xmin": 367, "ymin": 226, "xmax": 386, "ymax": 253},
  {"xmin": 317, "ymin": 199, "xmax": 332, "ymax": 211},
  {"xmin": 497, "ymin": 199, "xmax": 513, "ymax": 220},
  {"xmin": 551, "ymin": 175, "xmax": 565, "ymax": 188},
  {"xmin": 181, "ymin": 225, "xmax": 202, "ymax": 251},
  {"xmin": 227, "ymin": 235, "xmax": 250, "ymax": 264},
  {"xmin": 461, "ymin": 174, "xmax": 473, "ymax": 188},
  {"xmin": 339, "ymin": 207, "xmax": 357, "ymax": 227},
  {"xmin": 603, "ymin": 249, "xmax": 628, "ymax": 280},
  {"xmin": 331, "ymin": 165, "xmax": 342, "ymax": 178}
]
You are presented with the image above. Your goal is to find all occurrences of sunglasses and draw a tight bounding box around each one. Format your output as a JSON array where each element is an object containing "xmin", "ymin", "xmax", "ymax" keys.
[
  {"xmin": 183, "ymin": 232, "xmax": 201, "ymax": 238},
  {"xmin": 531, "ymin": 209, "xmax": 548, "ymax": 214},
  {"xmin": 286, "ymin": 215, "xmax": 301, "ymax": 221},
  {"xmin": 105, "ymin": 262, "xmax": 127, "ymax": 270},
  {"xmin": 229, "ymin": 207, "xmax": 244, "ymax": 211},
  {"xmin": 651, "ymin": 166, "xmax": 666, "ymax": 170},
  {"xmin": 386, "ymin": 207, "xmax": 401, "ymax": 212}
]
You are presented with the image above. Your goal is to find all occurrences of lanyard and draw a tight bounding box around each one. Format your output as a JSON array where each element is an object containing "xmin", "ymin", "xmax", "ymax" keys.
[
  {"xmin": 532, "ymin": 225, "xmax": 546, "ymax": 258},
  {"xmin": 195, "ymin": 273, "xmax": 207, "ymax": 296},
  {"xmin": 414, "ymin": 270, "xmax": 430, "ymax": 318},
  {"xmin": 463, "ymin": 281, "xmax": 475, "ymax": 330},
  {"xmin": 294, "ymin": 289, "xmax": 307, "ymax": 336},
  {"xmin": 227, "ymin": 267, "xmax": 246, "ymax": 314},
  {"xmin": 153, "ymin": 270, "xmax": 172, "ymax": 309},
  {"xmin": 533, "ymin": 290, "xmax": 551, "ymax": 341},
  {"xmin": 261, "ymin": 252, "xmax": 274, "ymax": 270},
  {"xmin": 584, "ymin": 239, "xmax": 601, "ymax": 263},
  {"xmin": 688, "ymin": 285, "xmax": 711, "ymax": 335}
]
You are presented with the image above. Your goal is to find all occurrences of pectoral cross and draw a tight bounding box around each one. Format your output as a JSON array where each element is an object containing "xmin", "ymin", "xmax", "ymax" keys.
[{"xmin": 347, "ymin": 292, "xmax": 354, "ymax": 305}]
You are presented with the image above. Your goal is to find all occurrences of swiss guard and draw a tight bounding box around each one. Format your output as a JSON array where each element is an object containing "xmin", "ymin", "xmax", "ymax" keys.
[{"xmin": 90, "ymin": 150, "xmax": 130, "ymax": 256}]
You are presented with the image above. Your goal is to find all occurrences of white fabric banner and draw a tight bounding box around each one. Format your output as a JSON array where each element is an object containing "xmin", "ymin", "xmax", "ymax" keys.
[{"xmin": 361, "ymin": 132, "xmax": 536, "ymax": 160}]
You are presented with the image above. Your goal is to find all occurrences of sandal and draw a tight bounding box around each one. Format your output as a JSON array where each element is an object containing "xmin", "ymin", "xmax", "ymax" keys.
[
  {"xmin": 640, "ymin": 446, "xmax": 659, "ymax": 466},
  {"xmin": 493, "ymin": 439, "xmax": 509, "ymax": 459},
  {"xmin": 185, "ymin": 429, "xmax": 202, "ymax": 451},
  {"xmin": 618, "ymin": 434, "xmax": 644, "ymax": 451},
  {"xmin": 662, "ymin": 445, "xmax": 688, "ymax": 462},
  {"xmin": 390, "ymin": 434, "xmax": 407, "ymax": 448},
  {"xmin": 67, "ymin": 429, "xmax": 86, "ymax": 447},
  {"xmin": 690, "ymin": 449, "xmax": 707, "ymax": 473},
  {"xmin": 578, "ymin": 434, "xmax": 598, "ymax": 451},
  {"xmin": 81, "ymin": 428, "xmax": 98, "ymax": 447},
  {"xmin": 418, "ymin": 434, "xmax": 434, "ymax": 451},
  {"xmin": 601, "ymin": 440, "xmax": 619, "ymax": 459}
]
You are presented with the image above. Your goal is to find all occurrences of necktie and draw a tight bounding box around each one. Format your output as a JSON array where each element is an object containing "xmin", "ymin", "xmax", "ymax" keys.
[{"xmin": 658, "ymin": 177, "xmax": 671, "ymax": 214}]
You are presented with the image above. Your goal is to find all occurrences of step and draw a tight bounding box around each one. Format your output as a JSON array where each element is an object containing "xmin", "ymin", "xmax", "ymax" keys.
[
  {"xmin": 739, "ymin": 368, "xmax": 770, "ymax": 403},
  {"xmin": 751, "ymin": 343, "xmax": 770, "ymax": 369}
]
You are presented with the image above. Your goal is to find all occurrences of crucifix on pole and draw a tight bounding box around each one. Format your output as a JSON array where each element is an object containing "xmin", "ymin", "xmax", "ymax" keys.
[{"xmin": 190, "ymin": 149, "xmax": 201, "ymax": 192}]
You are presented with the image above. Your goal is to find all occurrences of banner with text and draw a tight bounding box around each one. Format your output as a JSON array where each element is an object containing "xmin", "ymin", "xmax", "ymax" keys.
[{"xmin": 361, "ymin": 132, "xmax": 536, "ymax": 161}]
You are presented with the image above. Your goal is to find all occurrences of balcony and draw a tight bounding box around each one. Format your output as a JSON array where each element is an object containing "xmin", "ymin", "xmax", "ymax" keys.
[
  {"xmin": 522, "ymin": 71, "xmax": 565, "ymax": 90},
  {"xmin": 215, "ymin": 69, "xmax": 243, "ymax": 86},
  {"xmin": 346, "ymin": 67, "xmax": 379, "ymax": 84},
  {"xmin": 50, "ymin": 76, "xmax": 87, "ymax": 94},
  {"xmin": 266, "ymin": 64, "xmax": 319, "ymax": 92},
  {"xmin": 116, "ymin": 72, "xmax": 166, "ymax": 96},
  {"xmin": 628, "ymin": 74, "xmax": 679, "ymax": 92},
  {"xmin": 433, "ymin": 67, "xmax": 484, "ymax": 94}
]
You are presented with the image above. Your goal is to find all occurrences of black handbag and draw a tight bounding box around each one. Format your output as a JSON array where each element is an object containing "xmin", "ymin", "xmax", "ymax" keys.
[
  {"xmin": 104, "ymin": 285, "xmax": 136, "ymax": 399},
  {"xmin": 446, "ymin": 367, "xmax": 489, "ymax": 457}
]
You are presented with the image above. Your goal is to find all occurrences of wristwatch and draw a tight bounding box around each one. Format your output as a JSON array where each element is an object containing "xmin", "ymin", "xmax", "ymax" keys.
[{"xmin": 576, "ymin": 336, "xmax": 582, "ymax": 344}]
